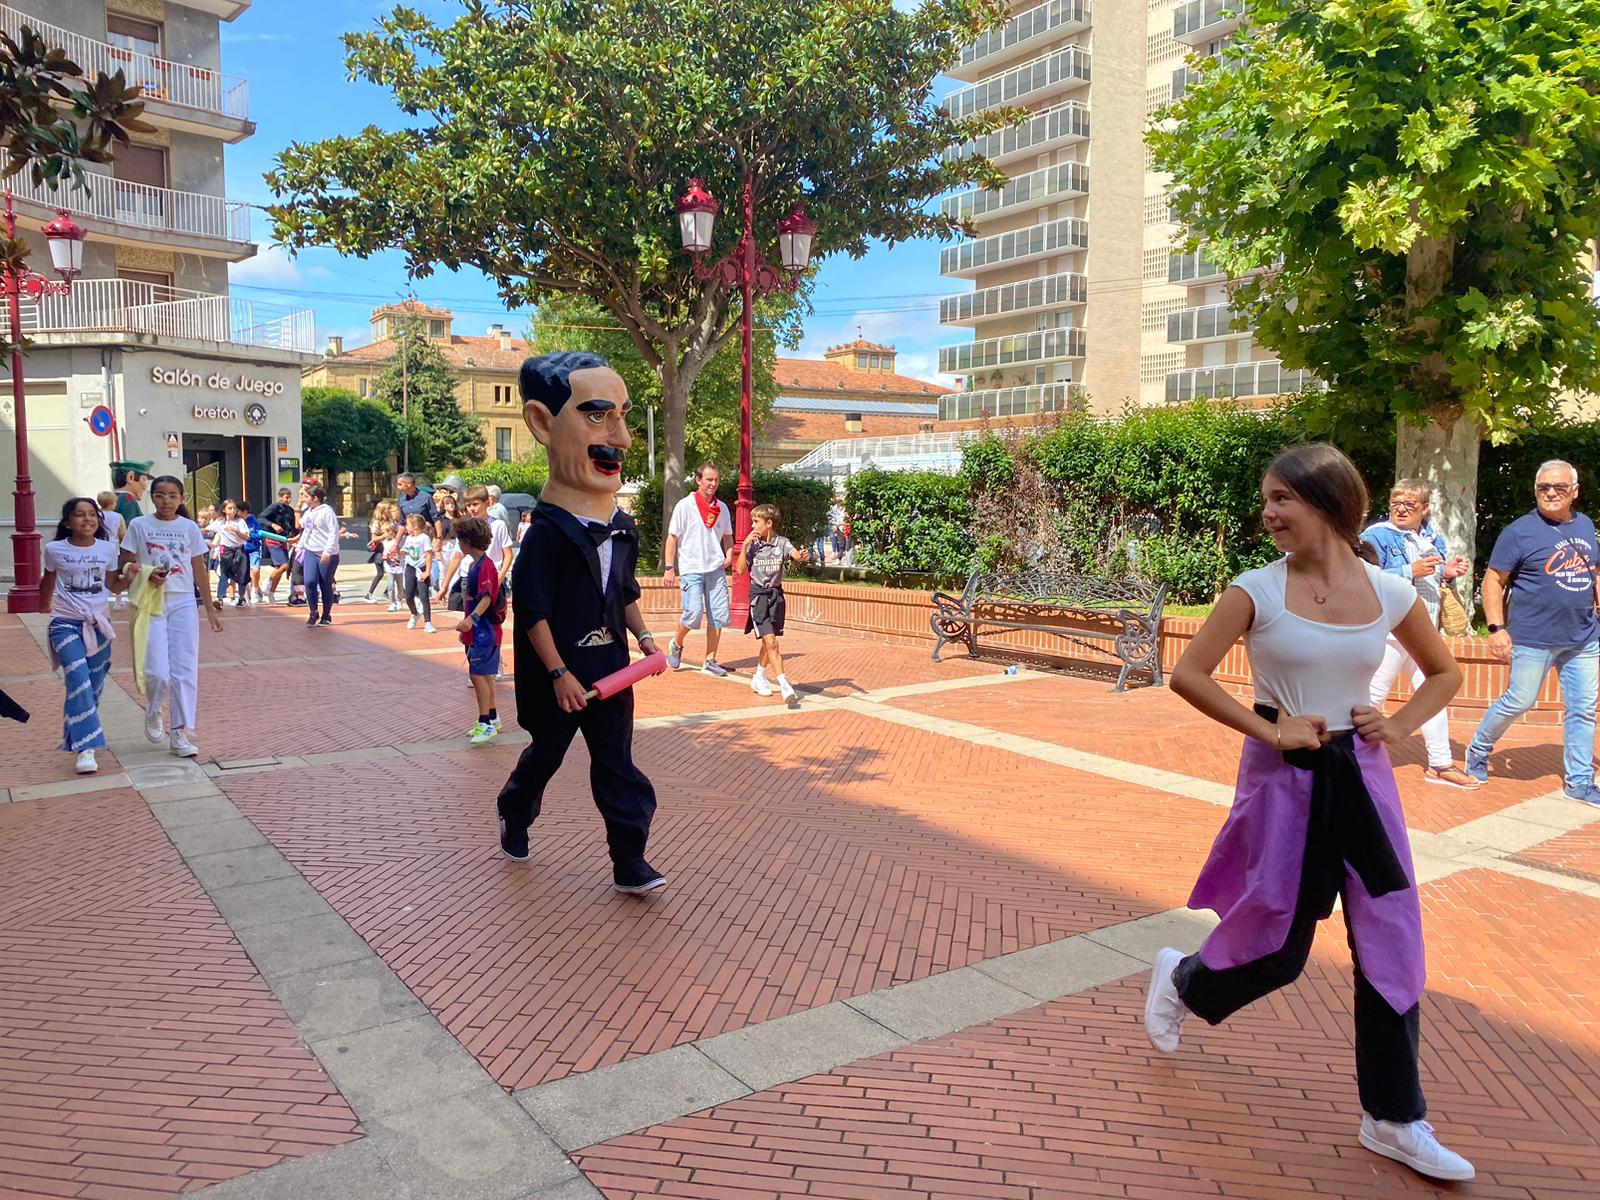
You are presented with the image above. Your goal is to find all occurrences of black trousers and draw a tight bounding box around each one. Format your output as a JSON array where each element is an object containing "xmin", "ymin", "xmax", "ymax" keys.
[
  {"xmin": 1174, "ymin": 889, "xmax": 1425, "ymax": 1123},
  {"xmin": 403, "ymin": 565, "xmax": 431, "ymax": 621},
  {"xmin": 496, "ymin": 688, "xmax": 656, "ymax": 872}
]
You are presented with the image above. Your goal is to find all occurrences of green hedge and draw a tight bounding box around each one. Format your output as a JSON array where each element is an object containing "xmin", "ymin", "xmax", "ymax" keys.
[
  {"xmin": 845, "ymin": 469, "xmax": 973, "ymax": 577},
  {"xmin": 455, "ymin": 456, "xmax": 548, "ymax": 496},
  {"xmin": 633, "ymin": 471, "xmax": 834, "ymax": 567}
]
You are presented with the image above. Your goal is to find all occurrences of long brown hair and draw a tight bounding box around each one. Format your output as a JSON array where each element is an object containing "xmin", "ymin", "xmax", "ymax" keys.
[{"xmin": 1264, "ymin": 444, "xmax": 1378, "ymax": 563}]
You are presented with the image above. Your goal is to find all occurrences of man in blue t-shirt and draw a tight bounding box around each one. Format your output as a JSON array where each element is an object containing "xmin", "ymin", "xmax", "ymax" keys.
[{"xmin": 1467, "ymin": 460, "xmax": 1600, "ymax": 804}]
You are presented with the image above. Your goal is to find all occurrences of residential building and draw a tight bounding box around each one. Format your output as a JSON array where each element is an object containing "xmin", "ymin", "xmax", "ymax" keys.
[
  {"xmin": 936, "ymin": 0, "xmax": 1147, "ymax": 421},
  {"xmin": 301, "ymin": 302, "xmax": 537, "ymax": 467},
  {"xmin": 1, "ymin": 0, "xmax": 314, "ymax": 572},
  {"xmin": 756, "ymin": 339, "xmax": 949, "ymax": 470}
]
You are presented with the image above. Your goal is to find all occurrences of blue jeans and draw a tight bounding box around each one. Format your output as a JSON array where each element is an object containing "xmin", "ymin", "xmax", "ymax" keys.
[
  {"xmin": 304, "ymin": 553, "xmax": 339, "ymax": 618},
  {"xmin": 1469, "ymin": 641, "xmax": 1598, "ymax": 787}
]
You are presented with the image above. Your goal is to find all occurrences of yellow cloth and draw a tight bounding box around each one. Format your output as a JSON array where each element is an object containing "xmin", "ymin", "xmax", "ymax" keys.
[{"xmin": 128, "ymin": 564, "xmax": 167, "ymax": 697}]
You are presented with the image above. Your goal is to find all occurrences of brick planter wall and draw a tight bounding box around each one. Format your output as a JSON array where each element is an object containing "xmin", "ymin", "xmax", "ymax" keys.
[{"xmin": 640, "ymin": 577, "xmax": 1563, "ymax": 725}]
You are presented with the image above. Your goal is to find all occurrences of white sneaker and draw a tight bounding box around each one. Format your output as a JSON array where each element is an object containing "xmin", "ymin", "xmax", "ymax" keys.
[
  {"xmin": 424, "ymin": 621, "xmax": 437, "ymax": 634},
  {"xmin": 1359, "ymin": 1115, "xmax": 1475, "ymax": 1182},
  {"xmin": 144, "ymin": 705, "xmax": 164, "ymax": 743},
  {"xmin": 388, "ymin": 601, "xmax": 401, "ymax": 612},
  {"xmin": 1143, "ymin": 946, "xmax": 1188, "ymax": 1054},
  {"xmin": 170, "ymin": 729, "xmax": 198, "ymax": 758},
  {"xmin": 752, "ymin": 674, "xmax": 774, "ymax": 697},
  {"xmin": 406, "ymin": 616, "xmax": 418, "ymax": 630},
  {"xmin": 74, "ymin": 749, "xmax": 97, "ymax": 774}
]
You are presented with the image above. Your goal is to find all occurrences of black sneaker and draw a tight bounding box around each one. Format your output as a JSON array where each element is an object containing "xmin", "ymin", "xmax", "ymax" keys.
[
  {"xmin": 318, "ymin": 615, "xmax": 332, "ymax": 626},
  {"xmin": 613, "ymin": 860, "xmax": 667, "ymax": 895},
  {"xmin": 305, "ymin": 614, "xmax": 318, "ymax": 627},
  {"xmin": 499, "ymin": 818, "xmax": 529, "ymax": 862}
]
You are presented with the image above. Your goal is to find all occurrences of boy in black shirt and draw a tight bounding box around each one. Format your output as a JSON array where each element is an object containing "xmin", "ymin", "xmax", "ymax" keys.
[{"xmin": 496, "ymin": 351, "xmax": 666, "ymax": 894}]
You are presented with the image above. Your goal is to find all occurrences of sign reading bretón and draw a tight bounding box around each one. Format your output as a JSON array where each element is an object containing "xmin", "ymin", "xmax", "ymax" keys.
[{"xmin": 149, "ymin": 365, "xmax": 287, "ymax": 397}]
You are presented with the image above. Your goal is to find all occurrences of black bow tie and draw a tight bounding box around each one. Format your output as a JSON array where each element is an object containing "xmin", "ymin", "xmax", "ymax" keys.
[{"xmin": 584, "ymin": 515, "xmax": 629, "ymax": 547}]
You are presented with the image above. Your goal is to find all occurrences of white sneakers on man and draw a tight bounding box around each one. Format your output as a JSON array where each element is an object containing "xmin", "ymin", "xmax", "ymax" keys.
[
  {"xmin": 74, "ymin": 749, "xmax": 97, "ymax": 774},
  {"xmin": 1143, "ymin": 946, "xmax": 1189, "ymax": 1054},
  {"xmin": 170, "ymin": 729, "xmax": 198, "ymax": 758},
  {"xmin": 1359, "ymin": 1115, "xmax": 1475, "ymax": 1181},
  {"xmin": 751, "ymin": 671, "xmax": 774, "ymax": 697}
]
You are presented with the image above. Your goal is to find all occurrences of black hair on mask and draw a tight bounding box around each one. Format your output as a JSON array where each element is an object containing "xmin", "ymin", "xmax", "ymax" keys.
[{"xmin": 518, "ymin": 351, "xmax": 612, "ymax": 414}]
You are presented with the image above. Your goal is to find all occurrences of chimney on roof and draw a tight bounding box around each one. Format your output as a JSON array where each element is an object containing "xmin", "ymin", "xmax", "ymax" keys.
[
  {"xmin": 487, "ymin": 323, "xmax": 504, "ymax": 336},
  {"xmin": 326, "ymin": 335, "xmax": 343, "ymax": 357},
  {"xmin": 499, "ymin": 330, "xmax": 513, "ymax": 351}
]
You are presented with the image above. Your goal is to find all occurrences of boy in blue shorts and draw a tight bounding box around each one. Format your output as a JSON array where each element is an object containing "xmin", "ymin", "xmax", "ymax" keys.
[{"xmin": 454, "ymin": 516, "xmax": 506, "ymax": 745}]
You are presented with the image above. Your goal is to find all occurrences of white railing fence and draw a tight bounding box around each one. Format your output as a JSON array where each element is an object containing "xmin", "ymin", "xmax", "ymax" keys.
[
  {"xmin": 7, "ymin": 171, "xmax": 250, "ymax": 244},
  {"xmin": 0, "ymin": 4, "xmax": 248, "ymax": 121},
  {"xmin": 20, "ymin": 278, "xmax": 314, "ymax": 353}
]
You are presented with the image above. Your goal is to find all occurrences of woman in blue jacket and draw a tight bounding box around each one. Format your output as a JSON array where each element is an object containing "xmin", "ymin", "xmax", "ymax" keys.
[{"xmin": 1361, "ymin": 479, "xmax": 1478, "ymax": 788}]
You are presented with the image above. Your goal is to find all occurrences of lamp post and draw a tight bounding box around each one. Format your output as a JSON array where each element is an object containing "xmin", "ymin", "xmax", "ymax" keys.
[
  {"xmin": 4, "ymin": 192, "xmax": 86, "ymax": 614},
  {"xmin": 675, "ymin": 174, "xmax": 815, "ymax": 625}
]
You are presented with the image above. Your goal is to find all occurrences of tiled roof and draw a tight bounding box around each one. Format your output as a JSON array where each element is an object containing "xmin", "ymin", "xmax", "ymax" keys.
[
  {"xmin": 773, "ymin": 396, "xmax": 937, "ymax": 416},
  {"xmin": 326, "ymin": 334, "xmax": 531, "ymax": 372},
  {"xmin": 773, "ymin": 356, "xmax": 949, "ymax": 397},
  {"xmin": 376, "ymin": 299, "xmax": 454, "ymax": 319},
  {"xmin": 826, "ymin": 336, "xmax": 896, "ymax": 355}
]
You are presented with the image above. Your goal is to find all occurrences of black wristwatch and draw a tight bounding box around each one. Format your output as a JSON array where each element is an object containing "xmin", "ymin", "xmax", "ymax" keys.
[
  {"xmin": 549, "ymin": 666, "xmax": 570, "ymax": 681},
  {"xmin": 1486, "ymin": 624, "xmax": 1503, "ymax": 634}
]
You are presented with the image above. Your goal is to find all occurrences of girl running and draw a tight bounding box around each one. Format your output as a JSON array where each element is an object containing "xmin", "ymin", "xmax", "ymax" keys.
[
  {"xmin": 1147, "ymin": 444, "xmax": 1473, "ymax": 1183},
  {"xmin": 41, "ymin": 497, "xmax": 134, "ymax": 774},
  {"xmin": 119, "ymin": 476, "xmax": 224, "ymax": 758},
  {"xmin": 400, "ymin": 512, "xmax": 436, "ymax": 633},
  {"xmin": 212, "ymin": 499, "xmax": 251, "ymax": 607}
]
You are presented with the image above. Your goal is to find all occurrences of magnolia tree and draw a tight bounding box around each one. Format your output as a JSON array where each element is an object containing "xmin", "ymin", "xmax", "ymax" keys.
[
  {"xmin": 1150, "ymin": 0, "xmax": 1600, "ymax": 566},
  {"xmin": 266, "ymin": 0, "xmax": 1015, "ymax": 530}
]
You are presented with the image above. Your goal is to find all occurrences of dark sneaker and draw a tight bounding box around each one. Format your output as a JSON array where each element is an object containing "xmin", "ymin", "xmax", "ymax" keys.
[
  {"xmin": 614, "ymin": 861, "xmax": 667, "ymax": 895},
  {"xmin": 499, "ymin": 818, "xmax": 529, "ymax": 862},
  {"xmin": 1563, "ymin": 782, "xmax": 1600, "ymax": 807},
  {"xmin": 318, "ymin": 615, "xmax": 332, "ymax": 626},
  {"xmin": 305, "ymin": 614, "xmax": 318, "ymax": 627}
]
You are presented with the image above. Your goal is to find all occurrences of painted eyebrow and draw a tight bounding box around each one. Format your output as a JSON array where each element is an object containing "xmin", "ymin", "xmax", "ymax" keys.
[{"xmin": 576, "ymin": 399, "xmax": 617, "ymax": 412}]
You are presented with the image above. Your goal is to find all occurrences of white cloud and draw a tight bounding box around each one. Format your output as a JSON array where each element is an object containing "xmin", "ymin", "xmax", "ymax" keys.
[{"xmin": 795, "ymin": 308, "xmax": 949, "ymax": 382}]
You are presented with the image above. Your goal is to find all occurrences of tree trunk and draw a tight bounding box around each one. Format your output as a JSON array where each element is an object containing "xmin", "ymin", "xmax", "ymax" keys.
[{"xmin": 1395, "ymin": 407, "xmax": 1481, "ymax": 599}]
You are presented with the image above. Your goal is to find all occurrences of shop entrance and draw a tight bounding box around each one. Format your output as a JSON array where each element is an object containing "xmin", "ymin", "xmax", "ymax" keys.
[{"xmin": 183, "ymin": 434, "xmax": 273, "ymax": 512}]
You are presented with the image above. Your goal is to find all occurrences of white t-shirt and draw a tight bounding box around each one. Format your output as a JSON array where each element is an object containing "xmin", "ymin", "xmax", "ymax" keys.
[
  {"xmin": 488, "ymin": 517, "xmax": 513, "ymax": 563},
  {"xmin": 215, "ymin": 517, "xmax": 249, "ymax": 549},
  {"xmin": 402, "ymin": 532, "xmax": 432, "ymax": 570},
  {"xmin": 100, "ymin": 509, "xmax": 123, "ymax": 544},
  {"xmin": 668, "ymin": 494, "xmax": 732, "ymax": 574},
  {"xmin": 44, "ymin": 537, "xmax": 120, "ymax": 624},
  {"xmin": 1234, "ymin": 557, "xmax": 1419, "ymax": 731},
  {"xmin": 122, "ymin": 515, "xmax": 208, "ymax": 599}
]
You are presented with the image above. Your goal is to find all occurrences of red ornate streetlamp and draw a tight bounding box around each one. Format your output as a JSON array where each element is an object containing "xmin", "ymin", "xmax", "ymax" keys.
[
  {"xmin": 5, "ymin": 193, "xmax": 86, "ymax": 613},
  {"xmin": 676, "ymin": 174, "xmax": 815, "ymax": 626}
]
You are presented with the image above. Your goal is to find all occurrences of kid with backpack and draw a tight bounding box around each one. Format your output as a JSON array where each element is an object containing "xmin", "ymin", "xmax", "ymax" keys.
[{"xmin": 454, "ymin": 516, "xmax": 506, "ymax": 744}]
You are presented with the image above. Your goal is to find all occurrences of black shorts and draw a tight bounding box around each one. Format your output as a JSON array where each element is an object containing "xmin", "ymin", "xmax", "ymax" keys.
[{"xmin": 745, "ymin": 585, "xmax": 786, "ymax": 638}]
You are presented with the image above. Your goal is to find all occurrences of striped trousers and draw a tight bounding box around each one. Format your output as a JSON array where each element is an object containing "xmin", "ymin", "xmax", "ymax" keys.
[{"xmin": 49, "ymin": 618, "xmax": 112, "ymax": 752}]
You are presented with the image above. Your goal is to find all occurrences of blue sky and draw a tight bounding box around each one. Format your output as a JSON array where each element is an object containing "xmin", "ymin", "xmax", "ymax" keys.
[{"xmin": 221, "ymin": 0, "xmax": 964, "ymax": 382}]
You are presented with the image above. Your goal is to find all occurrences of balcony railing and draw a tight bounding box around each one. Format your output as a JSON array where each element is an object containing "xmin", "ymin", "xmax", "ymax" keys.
[
  {"xmin": 1174, "ymin": 0, "xmax": 1243, "ymax": 46},
  {"xmin": 946, "ymin": 45, "xmax": 1091, "ymax": 120},
  {"xmin": 9, "ymin": 171, "xmax": 250, "ymax": 246},
  {"xmin": 1168, "ymin": 247, "xmax": 1226, "ymax": 284},
  {"xmin": 1164, "ymin": 360, "xmax": 1321, "ymax": 404},
  {"xmin": 0, "ymin": 4, "xmax": 249, "ymax": 122},
  {"xmin": 941, "ymin": 216, "xmax": 1089, "ymax": 277},
  {"xmin": 1166, "ymin": 302, "xmax": 1251, "ymax": 344},
  {"xmin": 19, "ymin": 278, "xmax": 314, "ymax": 353},
  {"xmin": 940, "ymin": 272, "xmax": 1087, "ymax": 325},
  {"xmin": 940, "ymin": 382, "xmax": 1084, "ymax": 423},
  {"xmin": 945, "ymin": 101, "xmax": 1090, "ymax": 166},
  {"xmin": 940, "ymin": 327, "xmax": 1086, "ymax": 375},
  {"xmin": 960, "ymin": 0, "xmax": 1092, "ymax": 74},
  {"xmin": 941, "ymin": 160, "xmax": 1088, "ymax": 223}
]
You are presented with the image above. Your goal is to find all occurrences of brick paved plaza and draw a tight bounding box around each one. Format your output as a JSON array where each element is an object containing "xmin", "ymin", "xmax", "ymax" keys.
[{"xmin": 2, "ymin": 602, "xmax": 1598, "ymax": 1200}]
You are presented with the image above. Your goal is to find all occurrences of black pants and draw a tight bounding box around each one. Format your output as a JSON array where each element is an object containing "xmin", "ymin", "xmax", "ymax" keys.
[
  {"xmin": 495, "ymin": 689, "xmax": 656, "ymax": 872},
  {"xmin": 217, "ymin": 548, "xmax": 248, "ymax": 600},
  {"xmin": 404, "ymin": 565, "xmax": 431, "ymax": 621},
  {"xmin": 1174, "ymin": 889, "xmax": 1425, "ymax": 1123}
]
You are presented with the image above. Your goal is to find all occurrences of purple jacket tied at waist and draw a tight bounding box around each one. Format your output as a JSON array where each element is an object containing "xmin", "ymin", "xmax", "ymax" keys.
[{"xmin": 1189, "ymin": 720, "xmax": 1425, "ymax": 1015}]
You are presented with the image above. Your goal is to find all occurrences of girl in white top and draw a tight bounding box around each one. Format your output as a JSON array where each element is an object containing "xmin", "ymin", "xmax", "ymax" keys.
[
  {"xmin": 297, "ymin": 482, "xmax": 343, "ymax": 627},
  {"xmin": 211, "ymin": 499, "xmax": 251, "ymax": 606},
  {"xmin": 1146, "ymin": 445, "xmax": 1474, "ymax": 1184},
  {"xmin": 41, "ymin": 497, "xmax": 135, "ymax": 774},
  {"xmin": 119, "ymin": 476, "xmax": 225, "ymax": 758}
]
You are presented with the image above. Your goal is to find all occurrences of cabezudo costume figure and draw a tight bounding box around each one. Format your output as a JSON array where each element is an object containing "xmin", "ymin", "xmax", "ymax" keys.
[{"xmin": 495, "ymin": 351, "xmax": 666, "ymax": 894}]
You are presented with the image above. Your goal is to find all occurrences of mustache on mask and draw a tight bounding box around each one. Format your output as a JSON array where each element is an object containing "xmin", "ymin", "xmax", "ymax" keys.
[{"xmin": 587, "ymin": 446, "xmax": 625, "ymax": 466}]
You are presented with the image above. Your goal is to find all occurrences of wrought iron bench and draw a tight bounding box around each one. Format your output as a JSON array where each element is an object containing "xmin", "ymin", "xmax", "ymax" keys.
[{"xmin": 930, "ymin": 569, "xmax": 1168, "ymax": 691}]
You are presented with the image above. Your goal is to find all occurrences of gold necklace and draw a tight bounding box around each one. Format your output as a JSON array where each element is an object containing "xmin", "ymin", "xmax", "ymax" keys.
[{"xmin": 1306, "ymin": 561, "xmax": 1352, "ymax": 605}]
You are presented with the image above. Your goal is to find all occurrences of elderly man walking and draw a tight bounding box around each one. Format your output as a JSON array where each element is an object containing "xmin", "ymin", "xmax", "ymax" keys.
[
  {"xmin": 663, "ymin": 463, "xmax": 734, "ymax": 676},
  {"xmin": 1466, "ymin": 460, "xmax": 1600, "ymax": 804}
]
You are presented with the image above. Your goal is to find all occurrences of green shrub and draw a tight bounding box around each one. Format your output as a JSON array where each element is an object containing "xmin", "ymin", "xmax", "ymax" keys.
[
  {"xmin": 456, "ymin": 456, "xmax": 548, "ymax": 496},
  {"xmin": 845, "ymin": 468, "xmax": 973, "ymax": 576},
  {"xmin": 632, "ymin": 471, "xmax": 834, "ymax": 567}
]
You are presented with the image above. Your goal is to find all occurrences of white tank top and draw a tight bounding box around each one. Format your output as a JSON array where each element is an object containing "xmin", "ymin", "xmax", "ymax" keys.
[{"xmin": 1233, "ymin": 557, "xmax": 1419, "ymax": 730}]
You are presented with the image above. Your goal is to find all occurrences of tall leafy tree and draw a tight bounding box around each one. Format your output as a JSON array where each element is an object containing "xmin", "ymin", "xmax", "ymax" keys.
[
  {"xmin": 264, "ymin": 0, "xmax": 1014, "ymax": 532},
  {"xmin": 1150, "ymin": 0, "xmax": 1600, "ymax": 564},
  {"xmin": 301, "ymin": 386, "xmax": 401, "ymax": 479},
  {"xmin": 367, "ymin": 320, "xmax": 486, "ymax": 476},
  {"xmin": 528, "ymin": 293, "xmax": 787, "ymax": 482},
  {"xmin": 1, "ymin": 23, "xmax": 148, "ymax": 354}
]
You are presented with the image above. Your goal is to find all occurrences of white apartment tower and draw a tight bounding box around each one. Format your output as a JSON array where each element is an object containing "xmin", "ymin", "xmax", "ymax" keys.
[
  {"xmin": 937, "ymin": 1, "xmax": 1148, "ymax": 421},
  {"xmin": 1, "ymin": 0, "xmax": 314, "ymax": 580}
]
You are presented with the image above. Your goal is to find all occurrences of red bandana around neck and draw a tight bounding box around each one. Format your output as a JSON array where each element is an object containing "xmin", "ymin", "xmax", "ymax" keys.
[{"xmin": 694, "ymin": 491, "xmax": 721, "ymax": 529}]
